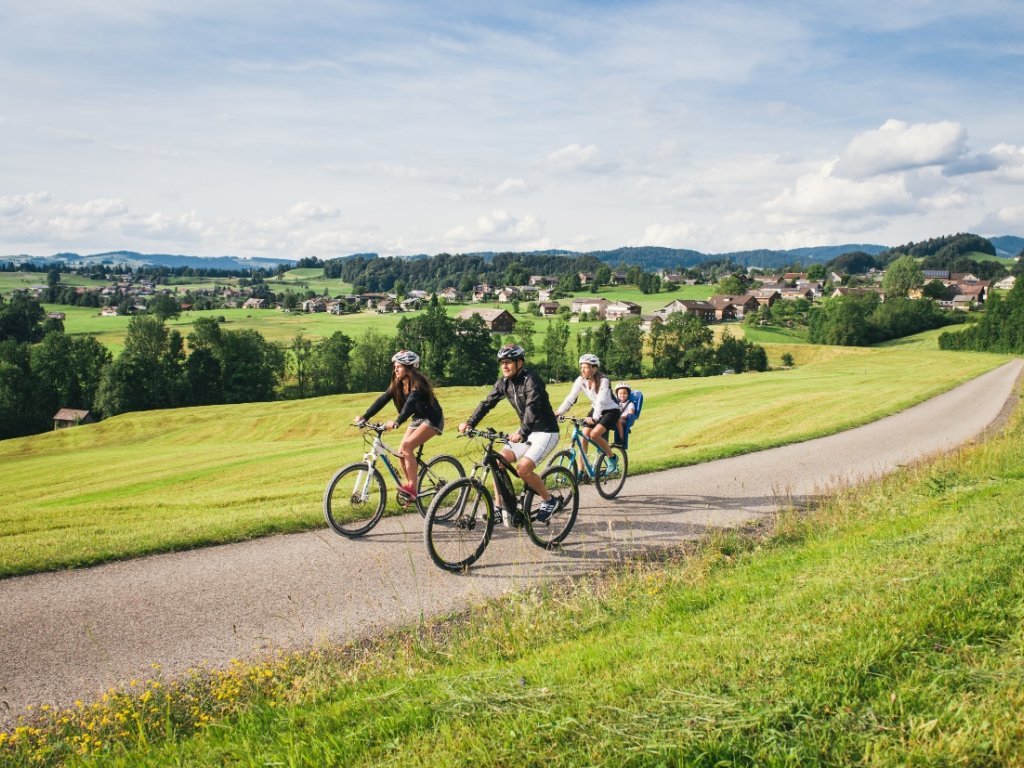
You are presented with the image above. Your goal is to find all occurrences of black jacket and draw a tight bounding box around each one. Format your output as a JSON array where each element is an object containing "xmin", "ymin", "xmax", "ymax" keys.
[
  {"xmin": 362, "ymin": 388, "xmax": 443, "ymax": 427},
  {"xmin": 466, "ymin": 367, "xmax": 558, "ymax": 438}
]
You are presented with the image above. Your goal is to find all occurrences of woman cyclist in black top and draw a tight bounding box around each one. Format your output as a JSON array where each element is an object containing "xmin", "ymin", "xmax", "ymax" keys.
[{"xmin": 355, "ymin": 350, "xmax": 444, "ymax": 498}]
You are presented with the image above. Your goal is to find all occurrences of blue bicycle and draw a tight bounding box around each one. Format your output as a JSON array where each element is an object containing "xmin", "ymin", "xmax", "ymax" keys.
[{"xmin": 547, "ymin": 415, "xmax": 628, "ymax": 499}]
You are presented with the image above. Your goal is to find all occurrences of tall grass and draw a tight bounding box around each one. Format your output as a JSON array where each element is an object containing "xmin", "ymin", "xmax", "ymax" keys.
[
  {"xmin": 4, "ymin": 359, "xmax": 1022, "ymax": 766},
  {"xmin": 0, "ymin": 348, "xmax": 1007, "ymax": 578}
]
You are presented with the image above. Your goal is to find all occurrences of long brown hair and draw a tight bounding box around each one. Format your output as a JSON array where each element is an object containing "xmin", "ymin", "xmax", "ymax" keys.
[
  {"xmin": 585, "ymin": 370, "xmax": 608, "ymax": 393},
  {"xmin": 389, "ymin": 367, "xmax": 438, "ymax": 411}
]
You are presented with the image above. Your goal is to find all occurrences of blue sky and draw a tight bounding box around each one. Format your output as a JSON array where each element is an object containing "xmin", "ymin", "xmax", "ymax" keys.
[{"xmin": 2, "ymin": 0, "xmax": 1023, "ymax": 260}]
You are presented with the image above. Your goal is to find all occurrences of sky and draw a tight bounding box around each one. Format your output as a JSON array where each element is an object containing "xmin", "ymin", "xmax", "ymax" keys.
[{"xmin": 2, "ymin": 0, "xmax": 1023, "ymax": 261}]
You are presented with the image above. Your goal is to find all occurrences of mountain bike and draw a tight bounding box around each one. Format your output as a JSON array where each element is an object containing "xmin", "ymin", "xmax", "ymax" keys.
[
  {"xmin": 323, "ymin": 422, "xmax": 464, "ymax": 538},
  {"xmin": 423, "ymin": 428, "xmax": 579, "ymax": 572},
  {"xmin": 547, "ymin": 415, "xmax": 628, "ymax": 499}
]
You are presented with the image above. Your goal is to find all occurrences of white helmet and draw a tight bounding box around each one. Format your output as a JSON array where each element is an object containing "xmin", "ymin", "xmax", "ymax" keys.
[
  {"xmin": 391, "ymin": 349, "xmax": 420, "ymax": 367},
  {"xmin": 578, "ymin": 353, "xmax": 600, "ymax": 367}
]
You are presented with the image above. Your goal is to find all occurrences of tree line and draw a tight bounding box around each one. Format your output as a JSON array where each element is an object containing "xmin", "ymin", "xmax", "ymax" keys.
[
  {"xmin": 938, "ymin": 278, "xmax": 1024, "ymax": 354},
  {"xmin": 0, "ymin": 293, "xmax": 768, "ymax": 440}
]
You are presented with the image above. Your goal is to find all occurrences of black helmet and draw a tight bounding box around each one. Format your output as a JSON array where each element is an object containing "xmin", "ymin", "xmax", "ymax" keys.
[{"xmin": 496, "ymin": 344, "xmax": 526, "ymax": 361}]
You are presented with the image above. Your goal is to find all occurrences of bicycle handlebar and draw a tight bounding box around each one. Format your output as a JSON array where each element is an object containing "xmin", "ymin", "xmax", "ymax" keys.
[{"xmin": 355, "ymin": 421, "xmax": 390, "ymax": 433}]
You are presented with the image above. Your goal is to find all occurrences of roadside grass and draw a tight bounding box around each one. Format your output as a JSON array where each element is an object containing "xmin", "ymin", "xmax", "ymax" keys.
[
  {"xmin": 5, "ymin": 367, "xmax": 1022, "ymax": 766},
  {"xmin": 0, "ymin": 348, "xmax": 1008, "ymax": 578}
]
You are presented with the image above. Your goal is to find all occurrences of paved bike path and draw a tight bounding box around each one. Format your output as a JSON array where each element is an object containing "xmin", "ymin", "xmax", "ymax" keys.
[{"xmin": 1, "ymin": 359, "xmax": 1021, "ymax": 724}]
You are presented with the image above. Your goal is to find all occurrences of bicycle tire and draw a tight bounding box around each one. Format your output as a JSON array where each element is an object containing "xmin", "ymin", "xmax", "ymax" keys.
[
  {"xmin": 323, "ymin": 463, "xmax": 386, "ymax": 537},
  {"xmin": 545, "ymin": 448, "xmax": 579, "ymax": 482},
  {"xmin": 595, "ymin": 445, "xmax": 628, "ymax": 499},
  {"xmin": 415, "ymin": 454, "xmax": 465, "ymax": 518},
  {"xmin": 523, "ymin": 464, "xmax": 579, "ymax": 549},
  {"xmin": 424, "ymin": 478, "xmax": 495, "ymax": 572}
]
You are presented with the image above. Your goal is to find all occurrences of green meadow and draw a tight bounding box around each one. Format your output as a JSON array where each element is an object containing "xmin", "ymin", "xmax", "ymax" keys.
[
  {"xmin": 0, "ymin": 347, "xmax": 1007, "ymax": 579},
  {"xmin": 4, "ymin": 353, "xmax": 1023, "ymax": 766}
]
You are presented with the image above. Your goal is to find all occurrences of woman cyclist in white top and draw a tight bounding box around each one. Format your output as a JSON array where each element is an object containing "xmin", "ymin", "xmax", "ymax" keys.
[{"xmin": 554, "ymin": 354, "xmax": 621, "ymax": 470}]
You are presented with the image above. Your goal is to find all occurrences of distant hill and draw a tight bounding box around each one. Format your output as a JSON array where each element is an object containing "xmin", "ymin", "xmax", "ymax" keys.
[
  {"xmin": 6, "ymin": 237, "xmax": 1018, "ymax": 272},
  {"xmin": 587, "ymin": 244, "xmax": 888, "ymax": 271},
  {"xmin": 990, "ymin": 236, "xmax": 1024, "ymax": 259},
  {"xmin": 6, "ymin": 251, "xmax": 298, "ymax": 271}
]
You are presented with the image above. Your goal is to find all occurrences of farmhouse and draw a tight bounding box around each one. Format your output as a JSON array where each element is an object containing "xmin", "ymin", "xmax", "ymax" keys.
[
  {"xmin": 456, "ymin": 308, "xmax": 517, "ymax": 333},
  {"xmin": 657, "ymin": 299, "xmax": 715, "ymax": 323}
]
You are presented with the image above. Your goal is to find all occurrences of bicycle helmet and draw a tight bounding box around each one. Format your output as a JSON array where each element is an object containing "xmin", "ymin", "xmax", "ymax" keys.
[
  {"xmin": 496, "ymin": 344, "xmax": 526, "ymax": 361},
  {"xmin": 614, "ymin": 381, "xmax": 632, "ymax": 395},
  {"xmin": 578, "ymin": 353, "xmax": 601, "ymax": 367},
  {"xmin": 391, "ymin": 349, "xmax": 421, "ymax": 367}
]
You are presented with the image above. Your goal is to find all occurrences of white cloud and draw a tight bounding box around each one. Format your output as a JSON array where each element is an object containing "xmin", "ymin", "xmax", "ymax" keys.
[
  {"xmin": 834, "ymin": 120, "xmax": 968, "ymax": 179},
  {"xmin": 444, "ymin": 209, "xmax": 545, "ymax": 248},
  {"xmin": 0, "ymin": 191, "xmax": 51, "ymax": 217},
  {"xmin": 493, "ymin": 178, "xmax": 528, "ymax": 195},
  {"xmin": 637, "ymin": 221, "xmax": 697, "ymax": 248},
  {"xmin": 977, "ymin": 203, "xmax": 1024, "ymax": 234},
  {"xmin": 287, "ymin": 201, "xmax": 341, "ymax": 223},
  {"xmin": 765, "ymin": 160, "xmax": 918, "ymax": 221},
  {"xmin": 546, "ymin": 143, "xmax": 600, "ymax": 172}
]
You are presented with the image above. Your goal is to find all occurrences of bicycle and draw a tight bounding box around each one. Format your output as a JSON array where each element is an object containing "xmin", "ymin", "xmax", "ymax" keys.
[
  {"xmin": 323, "ymin": 422, "xmax": 464, "ymax": 537},
  {"xmin": 547, "ymin": 415, "xmax": 628, "ymax": 499},
  {"xmin": 423, "ymin": 428, "xmax": 579, "ymax": 572}
]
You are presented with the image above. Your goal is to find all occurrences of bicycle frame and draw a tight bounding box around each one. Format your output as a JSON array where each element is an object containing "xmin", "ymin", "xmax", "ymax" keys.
[
  {"xmin": 354, "ymin": 424, "xmax": 425, "ymax": 498},
  {"xmin": 562, "ymin": 418, "xmax": 601, "ymax": 480},
  {"xmin": 466, "ymin": 437, "xmax": 523, "ymax": 514}
]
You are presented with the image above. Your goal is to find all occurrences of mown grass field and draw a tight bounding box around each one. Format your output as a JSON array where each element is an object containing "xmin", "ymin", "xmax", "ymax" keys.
[
  {"xmin": 0, "ymin": 348, "xmax": 1008, "ymax": 579},
  {"xmin": 4, "ymin": 355, "xmax": 1022, "ymax": 766}
]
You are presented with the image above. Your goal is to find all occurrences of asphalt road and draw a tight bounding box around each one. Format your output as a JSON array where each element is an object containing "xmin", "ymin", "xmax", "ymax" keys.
[{"xmin": 1, "ymin": 358, "xmax": 1021, "ymax": 725}]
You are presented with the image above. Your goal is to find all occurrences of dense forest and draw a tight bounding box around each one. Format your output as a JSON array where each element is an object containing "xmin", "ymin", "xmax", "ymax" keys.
[{"xmin": 938, "ymin": 279, "xmax": 1024, "ymax": 354}]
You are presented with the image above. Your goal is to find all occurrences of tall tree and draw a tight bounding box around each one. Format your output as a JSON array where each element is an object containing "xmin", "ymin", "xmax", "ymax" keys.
[
  {"xmin": 543, "ymin": 317, "xmax": 573, "ymax": 382},
  {"xmin": 312, "ymin": 331, "xmax": 355, "ymax": 395},
  {"xmin": 606, "ymin": 317, "xmax": 644, "ymax": 378},
  {"xmin": 882, "ymin": 255, "xmax": 925, "ymax": 298}
]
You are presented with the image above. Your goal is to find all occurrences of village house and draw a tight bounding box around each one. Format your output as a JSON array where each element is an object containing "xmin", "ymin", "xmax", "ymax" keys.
[
  {"xmin": 570, "ymin": 297, "xmax": 609, "ymax": 318},
  {"xmin": 780, "ymin": 286, "xmax": 815, "ymax": 301},
  {"xmin": 604, "ymin": 300, "xmax": 642, "ymax": 321},
  {"xmin": 301, "ymin": 298, "xmax": 327, "ymax": 313},
  {"xmin": 752, "ymin": 288, "xmax": 782, "ymax": 307},
  {"xmin": 456, "ymin": 308, "xmax": 517, "ymax": 333},
  {"xmin": 995, "ymin": 275, "xmax": 1017, "ymax": 290},
  {"xmin": 656, "ymin": 299, "xmax": 716, "ymax": 323},
  {"xmin": 707, "ymin": 294, "xmax": 759, "ymax": 320},
  {"xmin": 242, "ymin": 297, "xmax": 268, "ymax": 310},
  {"xmin": 439, "ymin": 287, "xmax": 462, "ymax": 303},
  {"xmin": 472, "ymin": 284, "xmax": 496, "ymax": 303},
  {"xmin": 537, "ymin": 301, "xmax": 561, "ymax": 317}
]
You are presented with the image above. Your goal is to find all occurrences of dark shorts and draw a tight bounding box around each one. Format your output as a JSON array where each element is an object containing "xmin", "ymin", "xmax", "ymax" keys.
[
  {"xmin": 587, "ymin": 408, "xmax": 621, "ymax": 431},
  {"xmin": 410, "ymin": 417, "xmax": 444, "ymax": 435}
]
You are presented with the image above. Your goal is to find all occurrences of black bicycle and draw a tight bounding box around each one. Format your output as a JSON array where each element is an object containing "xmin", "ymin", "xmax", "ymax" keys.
[
  {"xmin": 323, "ymin": 422, "xmax": 464, "ymax": 537},
  {"xmin": 423, "ymin": 428, "xmax": 579, "ymax": 572}
]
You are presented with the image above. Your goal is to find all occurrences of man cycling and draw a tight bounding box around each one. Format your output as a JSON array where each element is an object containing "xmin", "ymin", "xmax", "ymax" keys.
[{"xmin": 459, "ymin": 344, "xmax": 561, "ymax": 524}]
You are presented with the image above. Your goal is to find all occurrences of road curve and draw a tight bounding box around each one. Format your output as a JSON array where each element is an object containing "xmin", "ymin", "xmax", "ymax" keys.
[{"xmin": 1, "ymin": 359, "xmax": 1021, "ymax": 725}]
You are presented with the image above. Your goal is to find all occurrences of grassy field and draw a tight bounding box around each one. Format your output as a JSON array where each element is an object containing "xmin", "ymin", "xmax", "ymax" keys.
[
  {"xmin": 0, "ymin": 348, "xmax": 1008, "ymax": 579},
  {"xmin": 4, "ymin": 357, "xmax": 1022, "ymax": 765}
]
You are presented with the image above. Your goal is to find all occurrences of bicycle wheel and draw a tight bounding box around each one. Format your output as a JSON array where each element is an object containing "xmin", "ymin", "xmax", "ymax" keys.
[
  {"xmin": 523, "ymin": 464, "xmax": 579, "ymax": 549},
  {"xmin": 415, "ymin": 454, "xmax": 465, "ymax": 518},
  {"xmin": 424, "ymin": 478, "xmax": 495, "ymax": 572},
  {"xmin": 545, "ymin": 448, "xmax": 578, "ymax": 481},
  {"xmin": 595, "ymin": 445, "xmax": 628, "ymax": 499},
  {"xmin": 323, "ymin": 463, "xmax": 386, "ymax": 537}
]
